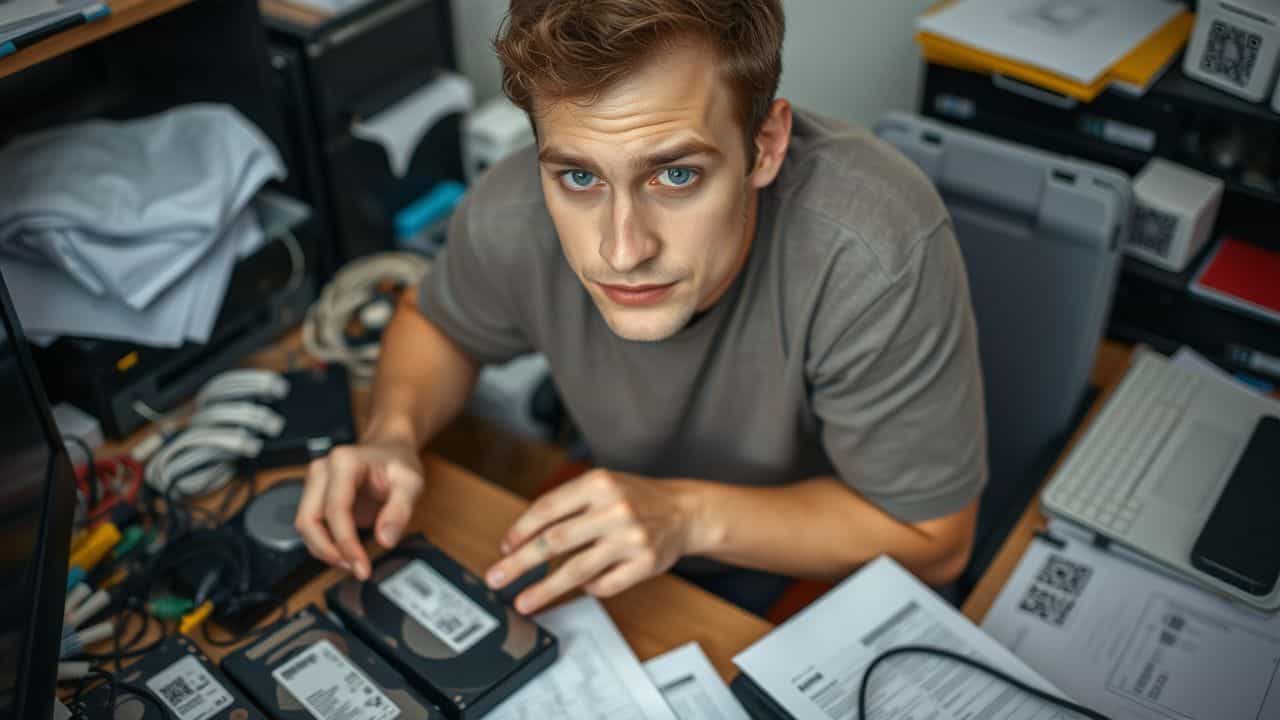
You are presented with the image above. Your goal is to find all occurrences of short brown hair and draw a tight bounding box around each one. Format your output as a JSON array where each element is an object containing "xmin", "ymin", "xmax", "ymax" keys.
[{"xmin": 495, "ymin": 0, "xmax": 785, "ymax": 160}]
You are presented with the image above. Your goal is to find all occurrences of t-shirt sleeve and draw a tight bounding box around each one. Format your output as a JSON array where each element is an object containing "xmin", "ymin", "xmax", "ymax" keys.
[
  {"xmin": 808, "ymin": 222, "xmax": 987, "ymax": 523},
  {"xmin": 417, "ymin": 189, "xmax": 534, "ymax": 365}
]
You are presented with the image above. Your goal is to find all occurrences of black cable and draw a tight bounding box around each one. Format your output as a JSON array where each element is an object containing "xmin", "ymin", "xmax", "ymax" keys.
[
  {"xmin": 200, "ymin": 590, "xmax": 290, "ymax": 647},
  {"xmin": 63, "ymin": 434, "xmax": 100, "ymax": 509},
  {"xmin": 858, "ymin": 645, "xmax": 1110, "ymax": 720},
  {"xmin": 74, "ymin": 669, "xmax": 172, "ymax": 719}
]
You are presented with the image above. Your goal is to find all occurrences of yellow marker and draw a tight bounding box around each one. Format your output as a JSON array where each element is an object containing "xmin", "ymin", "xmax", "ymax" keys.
[
  {"xmin": 68, "ymin": 522, "xmax": 122, "ymax": 574},
  {"xmin": 116, "ymin": 351, "xmax": 139, "ymax": 372},
  {"xmin": 69, "ymin": 528, "xmax": 89, "ymax": 555},
  {"xmin": 179, "ymin": 601, "xmax": 214, "ymax": 636}
]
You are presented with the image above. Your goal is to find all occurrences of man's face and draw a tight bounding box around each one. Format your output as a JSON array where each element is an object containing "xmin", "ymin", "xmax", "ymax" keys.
[{"xmin": 534, "ymin": 40, "xmax": 758, "ymax": 342}]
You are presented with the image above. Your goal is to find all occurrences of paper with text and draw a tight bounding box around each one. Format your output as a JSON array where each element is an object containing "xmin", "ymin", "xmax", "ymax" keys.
[
  {"xmin": 735, "ymin": 556, "xmax": 1073, "ymax": 720},
  {"xmin": 486, "ymin": 596, "xmax": 678, "ymax": 720},
  {"xmin": 983, "ymin": 529, "xmax": 1280, "ymax": 720},
  {"xmin": 645, "ymin": 642, "xmax": 748, "ymax": 720}
]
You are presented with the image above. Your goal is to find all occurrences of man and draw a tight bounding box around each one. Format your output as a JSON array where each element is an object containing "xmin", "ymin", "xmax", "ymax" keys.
[{"xmin": 296, "ymin": 0, "xmax": 987, "ymax": 617}]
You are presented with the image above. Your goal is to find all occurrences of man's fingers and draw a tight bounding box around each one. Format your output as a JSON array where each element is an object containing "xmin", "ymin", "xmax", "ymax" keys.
[
  {"xmin": 324, "ymin": 448, "xmax": 371, "ymax": 579},
  {"xmin": 513, "ymin": 540, "xmax": 629, "ymax": 615},
  {"xmin": 374, "ymin": 462, "xmax": 423, "ymax": 548},
  {"xmin": 502, "ymin": 473, "xmax": 608, "ymax": 553},
  {"xmin": 486, "ymin": 507, "xmax": 623, "ymax": 589},
  {"xmin": 583, "ymin": 558, "xmax": 648, "ymax": 599},
  {"xmin": 296, "ymin": 459, "xmax": 346, "ymax": 569}
]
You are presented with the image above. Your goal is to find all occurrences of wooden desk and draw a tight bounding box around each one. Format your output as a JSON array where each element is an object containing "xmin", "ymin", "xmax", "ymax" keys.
[
  {"xmin": 94, "ymin": 333, "xmax": 772, "ymax": 683},
  {"xmin": 962, "ymin": 340, "xmax": 1136, "ymax": 623}
]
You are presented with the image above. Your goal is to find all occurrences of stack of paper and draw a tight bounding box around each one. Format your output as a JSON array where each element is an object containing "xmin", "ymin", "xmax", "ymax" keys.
[
  {"xmin": 0, "ymin": 104, "xmax": 286, "ymax": 347},
  {"xmin": 487, "ymin": 596, "xmax": 679, "ymax": 720},
  {"xmin": 983, "ymin": 524, "xmax": 1280, "ymax": 720},
  {"xmin": 732, "ymin": 556, "xmax": 1079, "ymax": 719},
  {"xmin": 917, "ymin": 0, "xmax": 1193, "ymax": 101},
  {"xmin": 0, "ymin": 0, "xmax": 109, "ymax": 58}
]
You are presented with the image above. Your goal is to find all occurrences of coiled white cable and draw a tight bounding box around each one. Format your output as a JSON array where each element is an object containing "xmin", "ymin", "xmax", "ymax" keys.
[{"xmin": 301, "ymin": 252, "xmax": 432, "ymax": 384}]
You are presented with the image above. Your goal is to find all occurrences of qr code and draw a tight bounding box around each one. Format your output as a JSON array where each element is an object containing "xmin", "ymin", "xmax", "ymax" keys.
[
  {"xmin": 1132, "ymin": 207, "xmax": 1178, "ymax": 257},
  {"xmin": 1019, "ymin": 585, "xmax": 1076, "ymax": 626},
  {"xmin": 159, "ymin": 677, "xmax": 195, "ymax": 704},
  {"xmin": 1018, "ymin": 555, "xmax": 1093, "ymax": 627},
  {"xmin": 1201, "ymin": 20, "xmax": 1262, "ymax": 88},
  {"xmin": 1036, "ymin": 555, "xmax": 1093, "ymax": 596}
]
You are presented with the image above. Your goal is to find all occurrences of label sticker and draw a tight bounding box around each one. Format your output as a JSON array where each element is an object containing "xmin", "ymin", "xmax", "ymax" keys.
[
  {"xmin": 272, "ymin": 640, "xmax": 400, "ymax": 720},
  {"xmin": 145, "ymin": 656, "xmax": 235, "ymax": 720},
  {"xmin": 379, "ymin": 558, "xmax": 499, "ymax": 654}
]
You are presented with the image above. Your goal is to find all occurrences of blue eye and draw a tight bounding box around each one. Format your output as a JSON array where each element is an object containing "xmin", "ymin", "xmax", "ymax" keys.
[
  {"xmin": 656, "ymin": 167, "xmax": 698, "ymax": 187},
  {"xmin": 561, "ymin": 170, "xmax": 598, "ymax": 191}
]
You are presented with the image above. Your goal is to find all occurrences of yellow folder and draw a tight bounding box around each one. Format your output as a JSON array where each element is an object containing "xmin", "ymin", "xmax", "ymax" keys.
[{"xmin": 916, "ymin": 9, "xmax": 1194, "ymax": 102}]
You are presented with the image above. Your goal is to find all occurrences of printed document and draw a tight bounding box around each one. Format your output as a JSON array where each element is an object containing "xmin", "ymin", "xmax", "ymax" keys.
[
  {"xmin": 487, "ymin": 596, "xmax": 678, "ymax": 720},
  {"xmin": 734, "ymin": 556, "xmax": 1075, "ymax": 719},
  {"xmin": 983, "ymin": 528, "xmax": 1280, "ymax": 720},
  {"xmin": 645, "ymin": 642, "xmax": 749, "ymax": 720},
  {"xmin": 917, "ymin": 0, "xmax": 1185, "ymax": 84}
]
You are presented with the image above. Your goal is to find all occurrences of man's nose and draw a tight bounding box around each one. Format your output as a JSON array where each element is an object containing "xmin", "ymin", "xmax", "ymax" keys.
[{"xmin": 599, "ymin": 192, "xmax": 659, "ymax": 274}]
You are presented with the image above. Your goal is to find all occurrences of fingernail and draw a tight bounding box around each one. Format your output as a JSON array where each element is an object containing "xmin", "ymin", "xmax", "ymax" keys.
[
  {"xmin": 516, "ymin": 595, "xmax": 534, "ymax": 615},
  {"xmin": 487, "ymin": 569, "xmax": 506, "ymax": 588},
  {"xmin": 500, "ymin": 540, "xmax": 510, "ymax": 555},
  {"xmin": 340, "ymin": 561, "xmax": 352, "ymax": 573},
  {"xmin": 380, "ymin": 524, "xmax": 401, "ymax": 547},
  {"xmin": 357, "ymin": 562, "xmax": 370, "ymax": 581}
]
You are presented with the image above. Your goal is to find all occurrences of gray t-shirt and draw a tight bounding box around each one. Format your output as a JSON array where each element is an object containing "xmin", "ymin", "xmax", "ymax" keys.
[{"xmin": 420, "ymin": 109, "xmax": 987, "ymax": 524}]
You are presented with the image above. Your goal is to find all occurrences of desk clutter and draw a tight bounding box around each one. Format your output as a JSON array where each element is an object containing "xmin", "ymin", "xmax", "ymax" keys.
[{"xmin": 0, "ymin": 104, "xmax": 288, "ymax": 348}]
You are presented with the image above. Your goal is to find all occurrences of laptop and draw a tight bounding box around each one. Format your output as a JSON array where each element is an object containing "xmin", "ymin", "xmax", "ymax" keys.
[{"xmin": 1041, "ymin": 347, "xmax": 1280, "ymax": 610}]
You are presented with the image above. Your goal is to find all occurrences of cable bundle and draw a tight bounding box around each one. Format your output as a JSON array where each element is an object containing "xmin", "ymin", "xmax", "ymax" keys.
[
  {"xmin": 302, "ymin": 251, "xmax": 432, "ymax": 384},
  {"xmin": 142, "ymin": 369, "xmax": 289, "ymax": 498}
]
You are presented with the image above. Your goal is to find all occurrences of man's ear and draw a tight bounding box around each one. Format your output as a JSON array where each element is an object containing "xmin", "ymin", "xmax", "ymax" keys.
[{"xmin": 748, "ymin": 99, "xmax": 792, "ymax": 189}]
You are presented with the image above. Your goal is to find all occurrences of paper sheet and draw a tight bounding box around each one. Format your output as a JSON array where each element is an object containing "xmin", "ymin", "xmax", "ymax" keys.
[
  {"xmin": 982, "ymin": 532, "xmax": 1280, "ymax": 720},
  {"xmin": 351, "ymin": 72, "xmax": 474, "ymax": 178},
  {"xmin": 917, "ymin": 0, "xmax": 1185, "ymax": 84},
  {"xmin": 735, "ymin": 557, "xmax": 1071, "ymax": 720},
  {"xmin": 645, "ymin": 643, "xmax": 748, "ymax": 720},
  {"xmin": 486, "ymin": 596, "xmax": 678, "ymax": 720}
]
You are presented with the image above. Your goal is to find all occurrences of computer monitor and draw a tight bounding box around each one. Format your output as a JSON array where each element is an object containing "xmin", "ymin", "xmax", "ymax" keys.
[{"xmin": 0, "ymin": 269, "xmax": 78, "ymax": 720}]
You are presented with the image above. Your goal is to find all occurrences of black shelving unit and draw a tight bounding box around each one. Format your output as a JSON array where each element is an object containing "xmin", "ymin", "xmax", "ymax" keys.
[{"xmin": 921, "ymin": 58, "xmax": 1280, "ymax": 383}]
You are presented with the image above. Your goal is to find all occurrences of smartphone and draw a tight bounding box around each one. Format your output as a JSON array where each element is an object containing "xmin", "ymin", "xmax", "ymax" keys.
[{"xmin": 1191, "ymin": 415, "xmax": 1280, "ymax": 596}]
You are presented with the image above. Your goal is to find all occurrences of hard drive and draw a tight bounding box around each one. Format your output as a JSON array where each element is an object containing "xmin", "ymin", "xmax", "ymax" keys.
[
  {"xmin": 325, "ymin": 534, "xmax": 558, "ymax": 719},
  {"xmin": 73, "ymin": 635, "xmax": 265, "ymax": 720},
  {"xmin": 221, "ymin": 604, "xmax": 442, "ymax": 719}
]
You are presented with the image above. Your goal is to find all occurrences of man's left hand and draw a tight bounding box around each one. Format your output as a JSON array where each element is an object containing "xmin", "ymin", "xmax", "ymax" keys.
[{"xmin": 485, "ymin": 469, "xmax": 697, "ymax": 615}]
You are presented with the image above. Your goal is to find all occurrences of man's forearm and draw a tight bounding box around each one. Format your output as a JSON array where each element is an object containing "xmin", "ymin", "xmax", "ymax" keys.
[
  {"xmin": 362, "ymin": 291, "xmax": 480, "ymax": 448},
  {"xmin": 673, "ymin": 476, "xmax": 977, "ymax": 587}
]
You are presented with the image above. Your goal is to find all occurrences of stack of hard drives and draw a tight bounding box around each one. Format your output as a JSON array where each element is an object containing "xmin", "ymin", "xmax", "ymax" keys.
[{"xmin": 77, "ymin": 535, "xmax": 558, "ymax": 720}]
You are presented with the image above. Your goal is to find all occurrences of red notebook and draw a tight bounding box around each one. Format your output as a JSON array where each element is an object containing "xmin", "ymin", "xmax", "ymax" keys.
[{"xmin": 1191, "ymin": 237, "xmax": 1280, "ymax": 326}]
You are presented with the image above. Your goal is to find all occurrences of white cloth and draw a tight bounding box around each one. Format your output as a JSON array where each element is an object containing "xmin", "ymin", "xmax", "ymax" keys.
[
  {"xmin": 2, "ymin": 206, "xmax": 267, "ymax": 347},
  {"xmin": 0, "ymin": 103, "xmax": 284, "ymax": 310}
]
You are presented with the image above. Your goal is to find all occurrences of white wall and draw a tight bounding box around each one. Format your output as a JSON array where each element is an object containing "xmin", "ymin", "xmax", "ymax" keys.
[{"xmin": 450, "ymin": 0, "xmax": 933, "ymax": 127}]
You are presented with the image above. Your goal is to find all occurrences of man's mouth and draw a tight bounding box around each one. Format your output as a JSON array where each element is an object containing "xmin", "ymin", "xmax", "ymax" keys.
[{"xmin": 596, "ymin": 281, "xmax": 677, "ymax": 307}]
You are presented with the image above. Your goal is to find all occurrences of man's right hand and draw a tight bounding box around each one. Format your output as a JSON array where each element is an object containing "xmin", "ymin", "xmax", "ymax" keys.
[{"xmin": 294, "ymin": 440, "xmax": 425, "ymax": 580}]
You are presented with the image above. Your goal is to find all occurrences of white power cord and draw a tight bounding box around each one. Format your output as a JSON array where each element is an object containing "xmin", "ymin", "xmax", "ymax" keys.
[
  {"xmin": 141, "ymin": 367, "xmax": 289, "ymax": 497},
  {"xmin": 302, "ymin": 252, "xmax": 432, "ymax": 384}
]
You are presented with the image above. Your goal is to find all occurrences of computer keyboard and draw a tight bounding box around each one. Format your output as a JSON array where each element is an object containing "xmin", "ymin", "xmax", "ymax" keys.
[{"xmin": 1045, "ymin": 352, "xmax": 1201, "ymax": 536}]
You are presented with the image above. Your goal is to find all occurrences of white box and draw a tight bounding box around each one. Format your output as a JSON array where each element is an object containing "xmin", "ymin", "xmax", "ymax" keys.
[
  {"xmin": 1126, "ymin": 159, "xmax": 1225, "ymax": 272},
  {"xmin": 463, "ymin": 97, "xmax": 535, "ymax": 184},
  {"xmin": 1183, "ymin": 0, "xmax": 1280, "ymax": 103}
]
